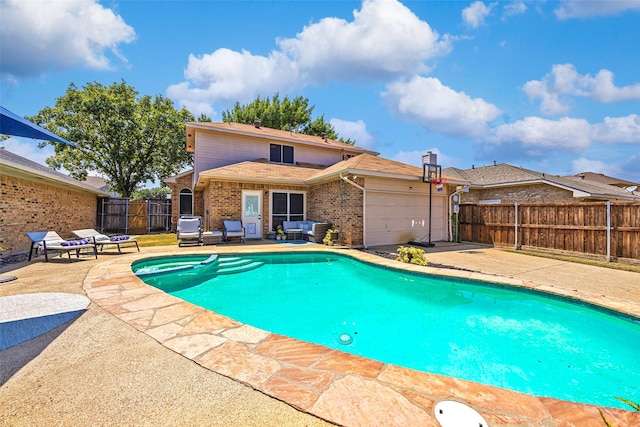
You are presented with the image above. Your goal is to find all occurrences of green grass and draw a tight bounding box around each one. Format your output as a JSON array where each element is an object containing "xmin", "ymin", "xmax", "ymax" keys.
[
  {"xmin": 135, "ymin": 233, "xmax": 177, "ymax": 247},
  {"xmin": 503, "ymin": 248, "xmax": 640, "ymax": 274}
]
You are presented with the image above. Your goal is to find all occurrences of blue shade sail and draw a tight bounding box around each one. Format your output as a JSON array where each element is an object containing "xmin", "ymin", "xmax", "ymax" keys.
[{"xmin": 0, "ymin": 105, "xmax": 75, "ymax": 146}]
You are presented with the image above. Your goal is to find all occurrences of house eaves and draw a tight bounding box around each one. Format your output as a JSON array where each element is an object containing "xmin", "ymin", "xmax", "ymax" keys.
[
  {"xmin": 186, "ymin": 122, "xmax": 378, "ymax": 156},
  {"xmin": 164, "ymin": 168, "xmax": 193, "ymax": 185},
  {"xmin": 194, "ymin": 160, "xmax": 321, "ymax": 189},
  {"xmin": 0, "ymin": 148, "xmax": 110, "ymax": 197},
  {"xmin": 305, "ymin": 153, "xmax": 469, "ymax": 185}
]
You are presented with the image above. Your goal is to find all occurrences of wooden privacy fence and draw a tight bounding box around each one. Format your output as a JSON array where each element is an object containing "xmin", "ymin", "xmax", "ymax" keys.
[
  {"xmin": 458, "ymin": 202, "xmax": 640, "ymax": 262},
  {"xmin": 97, "ymin": 198, "xmax": 172, "ymax": 235}
]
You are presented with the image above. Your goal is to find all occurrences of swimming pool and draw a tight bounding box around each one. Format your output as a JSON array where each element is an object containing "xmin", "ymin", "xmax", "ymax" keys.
[{"xmin": 132, "ymin": 252, "xmax": 640, "ymax": 409}]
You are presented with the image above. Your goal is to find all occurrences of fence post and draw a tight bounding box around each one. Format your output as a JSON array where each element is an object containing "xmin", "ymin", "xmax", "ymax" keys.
[
  {"xmin": 606, "ymin": 201, "xmax": 611, "ymax": 262},
  {"xmin": 514, "ymin": 202, "xmax": 519, "ymax": 250},
  {"xmin": 100, "ymin": 198, "xmax": 105, "ymax": 233},
  {"xmin": 125, "ymin": 199, "xmax": 130, "ymax": 235}
]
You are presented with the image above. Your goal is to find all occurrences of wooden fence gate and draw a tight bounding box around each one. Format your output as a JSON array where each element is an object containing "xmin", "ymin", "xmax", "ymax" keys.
[
  {"xmin": 97, "ymin": 198, "xmax": 172, "ymax": 235},
  {"xmin": 458, "ymin": 202, "xmax": 640, "ymax": 263}
]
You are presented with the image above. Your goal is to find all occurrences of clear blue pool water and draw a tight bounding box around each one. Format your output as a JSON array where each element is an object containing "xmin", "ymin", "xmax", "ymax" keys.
[{"xmin": 132, "ymin": 252, "xmax": 640, "ymax": 409}]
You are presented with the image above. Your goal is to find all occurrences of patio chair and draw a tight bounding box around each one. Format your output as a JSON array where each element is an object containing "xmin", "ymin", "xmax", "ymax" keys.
[
  {"xmin": 72, "ymin": 229, "xmax": 139, "ymax": 253},
  {"xmin": 26, "ymin": 231, "xmax": 98, "ymax": 262},
  {"xmin": 223, "ymin": 220, "xmax": 245, "ymax": 243},
  {"xmin": 177, "ymin": 216, "xmax": 203, "ymax": 247}
]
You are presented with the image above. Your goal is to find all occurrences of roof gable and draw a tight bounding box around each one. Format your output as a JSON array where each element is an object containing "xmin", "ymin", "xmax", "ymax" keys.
[{"xmin": 186, "ymin": 121, "xmax": 378, "ymax": 155}]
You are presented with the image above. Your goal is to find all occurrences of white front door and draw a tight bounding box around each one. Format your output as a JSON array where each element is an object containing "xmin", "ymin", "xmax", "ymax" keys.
[{"xmin": 242, "ymin": 190, "xmax": 262, "ymax": 239}]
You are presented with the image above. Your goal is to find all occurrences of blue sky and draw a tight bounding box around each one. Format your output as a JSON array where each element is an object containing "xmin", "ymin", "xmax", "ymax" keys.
[{"xmin": 1, "ymin": 0, "xmax": 639, "ymax": 183}]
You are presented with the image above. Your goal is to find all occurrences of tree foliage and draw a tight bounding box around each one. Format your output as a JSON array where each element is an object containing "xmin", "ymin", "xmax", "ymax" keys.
[
  {"xmin": 221, "ymin": 93, "xmax": 354, "ymax": 144},
  {"xmin": 31, "ymin": 80, "xmax": 194, "ymax": 197},
  {"xmin": 131, "ymin": 186, "xmax": 171, "ymax": 200}
]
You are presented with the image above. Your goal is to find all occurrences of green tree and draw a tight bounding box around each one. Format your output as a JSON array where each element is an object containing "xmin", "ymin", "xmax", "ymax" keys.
[
  {"xmin": 31, "ymin": 80, "xmax": 194, "ymax": 197},
  {"xmin": 221, "ymin": 93, "xmax": 354, "ymax": 144},
  {"xmin": 131, "ymin": 186, "xmax": 171, "ymax": 200}
]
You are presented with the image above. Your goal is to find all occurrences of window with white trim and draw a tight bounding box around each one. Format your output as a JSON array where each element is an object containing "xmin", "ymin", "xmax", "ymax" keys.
[
  {"xmin": 271, "ymin": 191, "xmax": 304, "ymax": 230},
  {"xmin": 270, "ymin": 143, "xmax": 294, "ymax": 164},
  {"xmin": 179, "ymin": 188, "xmax": 193, "ymax": 215}
]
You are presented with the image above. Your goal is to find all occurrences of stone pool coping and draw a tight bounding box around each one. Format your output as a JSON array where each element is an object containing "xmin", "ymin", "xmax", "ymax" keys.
[{"xmin": 83, "ymin": 245, "xmax": 639, "ymax": 426}]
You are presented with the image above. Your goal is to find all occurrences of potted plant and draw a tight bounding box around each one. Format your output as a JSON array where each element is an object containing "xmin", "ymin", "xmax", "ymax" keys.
[
  {"xmin": 276, "ymin": 225, "xmax": 286, "ymax": 240},
  {"xmin": 323, "ymin": 228, "xmax": 339, "ymax": 245}
]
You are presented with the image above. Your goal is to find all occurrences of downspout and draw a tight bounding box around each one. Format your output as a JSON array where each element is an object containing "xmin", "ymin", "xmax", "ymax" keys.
[{"xmin": 340, "ymin": 173, "xmax": 366, "ymax": 247}]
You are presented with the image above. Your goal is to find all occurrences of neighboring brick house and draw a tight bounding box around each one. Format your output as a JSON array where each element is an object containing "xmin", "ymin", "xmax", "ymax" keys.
[
  {"xmin": 0, "ymin": 148, "xmax": 110, "ymax": 255},
  {"xmin": 165, "ymin": 121, "xmax": 464, "ymax": 248},
  {"xmin": 443, "ymin": 163, "xmax": 640, "ymax": 204}
]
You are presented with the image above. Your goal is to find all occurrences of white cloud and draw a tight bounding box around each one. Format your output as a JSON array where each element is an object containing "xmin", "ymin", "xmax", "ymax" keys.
[
  {"xmin": 523, "ymin": 64, "xmax": 640, "ymax": 115},
  {"xmin": 0, "ymin": 0, "xmax": 135, "ymax": 79},
  {"xmin": 166, "ymin": 49, "xmax": 301, "ymax": 112},
  {"xmin": 555, "ymin": 0, "xmax": 640, "ymax": 19},
  {"xmin": 330, "ymin": 118, "xmax": 373, "ymax": 148},
  {"xmin": 462, "ymin": 1, "xmax": 495, "ymax": 28},
  {"xmin": 502, "ymin": 1, "xmax": 527, "ymax": 20},
  {"xmin": 278, "ymin": 0, "xmax": 450, "ymax": 80},
  {"xmin": 382, "ymin": 76, "xmax": 502, "ymax": 138},
  {"xmin": 485, "ymin": 114, "xmax": 640, "ymax": 155},
  {"xmin": 570, "ymin": 158, "xmax": 617, "ymax": 176},
  {"xmin": 592, "ymin": 114, "xmax": 640, "ymax": 143},
  {"xmin": 392, "ymin": 148, "xmax": 456, "ymax": 168},
  {"xmin": 487, "ymin": 116, "xmax": 593, "ymax": 152},
  {"xmin": 168, "ymin": 0, "xmax": 451, "ymax": 115}
]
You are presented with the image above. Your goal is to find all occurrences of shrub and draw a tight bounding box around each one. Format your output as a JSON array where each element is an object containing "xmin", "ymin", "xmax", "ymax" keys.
[{"xmin": 395, "ymin": 246, "xmax": 428, "ymax": 266}]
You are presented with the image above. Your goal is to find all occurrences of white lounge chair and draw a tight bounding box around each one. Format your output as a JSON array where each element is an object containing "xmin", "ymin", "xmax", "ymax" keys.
[
  {"xmin": 26, "ymin": 231, "xmax": 98, "ymax": 262},
  {"xmin": 223, "ymin": 220, "xmax": 245, "ymax": 243},
  {"xmin": 177, "ymin": 216, "xmax": 203, "ymax": 246},
  {"xmin": 72, "ymin": 229, "xmax": 139, "ymax": 253}
]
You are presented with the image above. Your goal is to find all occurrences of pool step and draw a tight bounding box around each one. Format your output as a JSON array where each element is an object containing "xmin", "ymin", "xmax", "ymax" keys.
[{"xmin": 216, "ymin": 259, "xmax": 264, "ymax": 275}]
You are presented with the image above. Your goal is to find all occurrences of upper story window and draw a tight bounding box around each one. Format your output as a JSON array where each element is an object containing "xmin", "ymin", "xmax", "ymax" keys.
[{"xmin": 270, "ymin": 143, "xmax": 294, "ymax": 164}]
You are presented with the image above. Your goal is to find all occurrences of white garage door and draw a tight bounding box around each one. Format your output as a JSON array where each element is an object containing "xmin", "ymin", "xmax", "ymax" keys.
[{"xmin": 365, "ymin": 192, "xmax": 446, "ymax": 247}]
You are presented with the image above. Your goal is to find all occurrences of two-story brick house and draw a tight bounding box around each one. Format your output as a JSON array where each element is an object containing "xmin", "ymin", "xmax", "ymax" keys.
[{"xmin": 165, "ymin": 121, "xmax": 463, "ymax": 248}]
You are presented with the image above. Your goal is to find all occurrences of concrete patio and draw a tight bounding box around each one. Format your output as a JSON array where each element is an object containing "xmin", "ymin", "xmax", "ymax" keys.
[{"xmin": 1, "ymin": 243, "xmax": 638, "ymax": 426}]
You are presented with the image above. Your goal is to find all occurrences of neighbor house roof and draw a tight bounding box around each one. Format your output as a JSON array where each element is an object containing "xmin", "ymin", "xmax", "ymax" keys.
[
  {"xmin": 0, "ymin": 148, "xmax": 110, "ymax": 196},
  {"xmin": 185, "ymin": 121, "xmax": 378, "ymax": 155},
  {"xmin": 444, "ymin": 163, "xmax": 640, "ymax": 201},
  {"xmin": 572, "ymin": 172, "xmax": 638, "ymax": 188}
]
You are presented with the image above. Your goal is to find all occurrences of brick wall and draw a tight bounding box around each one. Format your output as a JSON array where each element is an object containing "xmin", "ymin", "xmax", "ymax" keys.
[
  {"xmin": 461, "ymin": 184, "xmax": 576, "ymax": 204},
  {"xmin": 203, "ymin": 181, "xmax": 308, "ymax": 236},
  {"xmin": 168, "ymin": 176, "xmax": 364, "ymax": 244},
  {"xmin": 166, "ymin": 171, "xmax": 205, "ymax": 230},
  {"xmin": 0, "ymin": 174, "xmax": 98, "ymax": 255},
  {"xmin": 308, "ymin": 179, "xmax": 364, "ymax": 246}
]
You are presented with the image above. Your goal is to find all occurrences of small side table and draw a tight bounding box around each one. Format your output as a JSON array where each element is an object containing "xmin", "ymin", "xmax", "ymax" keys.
[
  {"xmin": 203, "ymin": 231, "xmax": 223, "ymax": 245},
  {"xmin": 286, "ymin": 228, "xmax": 303, "ymax": 241}
]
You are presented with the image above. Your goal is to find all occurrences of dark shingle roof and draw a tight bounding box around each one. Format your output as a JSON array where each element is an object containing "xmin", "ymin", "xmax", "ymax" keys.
[{"xmin": 443, "ymin": 163, "xmax": 640, "ymax": 201}]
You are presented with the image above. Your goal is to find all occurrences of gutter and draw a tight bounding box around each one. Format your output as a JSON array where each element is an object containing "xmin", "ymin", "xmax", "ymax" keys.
[{"xmin": 340, "ymin": 173, "xmax": 367, "ymax": 248}]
